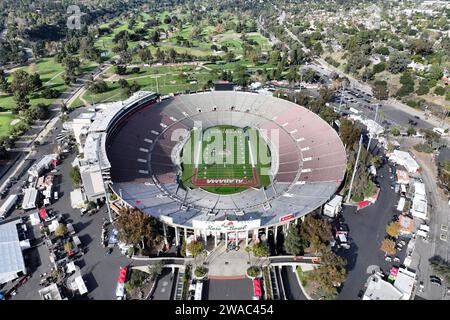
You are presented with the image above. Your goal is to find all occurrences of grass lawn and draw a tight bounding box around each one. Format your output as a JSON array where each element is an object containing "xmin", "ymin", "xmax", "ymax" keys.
[{"xmin": 0, "ymin": 112, "xmax": 16, "ymax": 137}]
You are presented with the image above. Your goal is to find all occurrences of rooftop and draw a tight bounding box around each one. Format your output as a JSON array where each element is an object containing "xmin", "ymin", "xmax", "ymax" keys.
[{"xmin": 0, "ymin": 219, "xmax": 26, "ymax": 284}]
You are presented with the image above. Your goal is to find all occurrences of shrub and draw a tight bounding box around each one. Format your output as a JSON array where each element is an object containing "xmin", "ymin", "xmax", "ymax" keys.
[
  {"xmin": 434, "ymin": 86, "xmax": 446, "ymax": 96},
  {"xmin": 372, "ymin": 62, "xmax": 386, "ymax": 74},
  {"xmin": 42, "ymin": 87, "xmax": 60, "ymax": 99},
  {"xmin": 194, "ymin": 266, "xmax": 208, "ymax": 278},
  {"xmin": 414, "ymin": 143, "xmax": 433, "ymax": 153},
  {"xmin": 252, "ymin": 242, "xmax": 268, "ymax": 257},
  {"xmin": 247, "ymin": 266, "xmax": 261, "ymax": 278},
  {"xmin": 391, "ymin": 127, "xmax": 400, "ymax": 136},
  {"xmin": 55, "ymin": 224, "xmax": 68, "ymax": 237},
  {"xmin": 126, "ymin": 269, "xmax": 149, "ymax": 291}
]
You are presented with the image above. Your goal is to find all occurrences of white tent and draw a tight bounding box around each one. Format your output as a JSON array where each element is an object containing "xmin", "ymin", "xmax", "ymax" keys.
[
  {"xmin": 66, "ymin": 262, "xmax": 77, "ymax": 274},
  {"xmin": 48, "ymin": 220, "xmax": 60, "ymax": 233},
  {"xmin": 70, "ymin": 189, "xmax": 86, "ymax": 209},
  {"xmin": 29, "ymin": 212, "xmax": 41, "ymax": 226},
  {"xmin": 74, "ymin": 275, "xmax": 88, "ymax": 295},
  {"xmin": 19, "ymin": 239, "xmax": 31, "ymax": 250}
]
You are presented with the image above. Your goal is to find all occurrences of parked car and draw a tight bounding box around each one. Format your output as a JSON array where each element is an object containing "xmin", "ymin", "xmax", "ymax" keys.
[{"xmin": 430, "ymin": 275, "xmax": 442, "ymax": 286}]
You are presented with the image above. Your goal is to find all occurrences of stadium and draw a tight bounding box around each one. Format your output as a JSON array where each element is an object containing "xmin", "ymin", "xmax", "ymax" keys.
[{"xmin": 94, "ymin": 90, "xmax": 347, "ymax": 247}]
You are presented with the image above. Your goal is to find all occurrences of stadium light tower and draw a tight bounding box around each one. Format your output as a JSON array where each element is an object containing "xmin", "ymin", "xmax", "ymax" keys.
[{"xmin": 346, "ymin": 134, "xmax": 363, "ymax": 204}]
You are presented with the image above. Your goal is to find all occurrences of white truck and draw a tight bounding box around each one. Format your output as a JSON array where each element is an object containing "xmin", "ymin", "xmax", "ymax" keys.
[
  {"xmin": 0, "ymin": 194, "xmax": 18, "ymax": 219},
  {"xmin": 323, "ymin": 195, "xmax": 343, "ymax": 218}
]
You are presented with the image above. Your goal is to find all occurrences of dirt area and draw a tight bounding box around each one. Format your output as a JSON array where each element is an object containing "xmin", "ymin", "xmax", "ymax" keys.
[{"xmin": 104, "ymin": 73, "xmax": 124, "ymax": 82}]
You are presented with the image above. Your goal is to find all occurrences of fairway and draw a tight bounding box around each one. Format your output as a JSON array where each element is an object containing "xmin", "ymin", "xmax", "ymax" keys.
[{"xmin": 181, "ymin": 125, "xmax": 271, "ymax": 194}]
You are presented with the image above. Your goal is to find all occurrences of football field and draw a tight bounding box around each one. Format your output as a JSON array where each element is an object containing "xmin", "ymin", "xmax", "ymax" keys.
[{"xmin": 180, "ymin": 125, "xmax": 272, "ymax": 194}]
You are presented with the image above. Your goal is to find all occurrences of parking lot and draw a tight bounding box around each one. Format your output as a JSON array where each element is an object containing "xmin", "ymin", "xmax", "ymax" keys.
[{"xmin": 337, "ymin": 153, "xmax": 406, "ymax": 299}]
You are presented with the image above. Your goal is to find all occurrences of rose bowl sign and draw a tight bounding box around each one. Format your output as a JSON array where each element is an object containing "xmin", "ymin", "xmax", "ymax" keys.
[
  {"xmin": 279, "ymin": 213, "xmax": 295, "ymax": 222},
  {"xmin": 192, "ymin": 219, "xmax": 261, "ymax": 232}
]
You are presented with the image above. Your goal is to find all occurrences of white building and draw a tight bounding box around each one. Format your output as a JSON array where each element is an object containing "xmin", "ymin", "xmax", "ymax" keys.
[
  {"xmin": 411, "ymin": 182, "xmax": 428, "ymax": 220},
  {"xmin": 363, "ymin": 268, "xmax": 416, "ymax": 300},
  {"xmin": 388, "ymin": 150, "xmax": 420, "ymax": 173},
  {"xmin": 363, "ymin": 274, "xmax": 403, "ymax": 300},
  {"xmin": 70, "ymin": 188, "xmax": 87, "ymax": 209},
  {"xmin": 71, "ymin": 113, "xmax": 96, "ymax": 153},
  {"xmin": 79, "ymin": 164, "xmax": 106, "ymax": 201},
  {"xmin": 393, "ymin": 268, "xmax": 417, "ymax": 300}
]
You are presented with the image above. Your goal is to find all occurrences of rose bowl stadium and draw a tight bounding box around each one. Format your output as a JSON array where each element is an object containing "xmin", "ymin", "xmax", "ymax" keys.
[{"xmin": 79, "ymin": 90, "xmax": 347, "ymax": 246}]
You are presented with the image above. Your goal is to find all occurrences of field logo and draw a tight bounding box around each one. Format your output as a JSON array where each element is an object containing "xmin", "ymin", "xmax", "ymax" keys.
[{"xmin": 67, "ymin": 5, "xmax": 82, "ymax": 30}]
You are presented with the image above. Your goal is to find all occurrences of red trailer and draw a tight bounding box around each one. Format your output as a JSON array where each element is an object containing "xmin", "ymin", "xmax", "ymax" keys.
[{"xmin": 253, "ymin": 278, "xmax": 262, "ymax": 299}]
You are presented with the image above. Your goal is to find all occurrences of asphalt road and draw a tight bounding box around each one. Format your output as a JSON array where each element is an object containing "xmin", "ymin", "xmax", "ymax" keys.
[
  {"xmin": 280, "ymin": 266, "xmax": 306, "ymax": 300},
  {"xmin": 151, "ymin": 268, "xmax": 175, "ymax": 300},
  {"xmin": 206, "ymin": 278, "xmax": 253, "ymax": 300},
  {"xmin": 337, "ymin": 154, "xmax": 403, "ymax": 300}
]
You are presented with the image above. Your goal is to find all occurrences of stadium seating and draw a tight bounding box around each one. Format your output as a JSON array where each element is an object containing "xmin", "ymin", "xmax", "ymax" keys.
[{"xmin": 106, "ymin": 91, "xmax": 346, "ymax": 225}]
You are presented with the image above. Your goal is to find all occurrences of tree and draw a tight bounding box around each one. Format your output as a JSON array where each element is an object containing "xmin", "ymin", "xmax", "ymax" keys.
[
  {"xmin": 116, "ymin": 208, "xmax": 162, "ymax": 250},
  {"xmin": 186, "ymin": 240, "xmax": 204, "ymax": 257},
  {"xmin": 155, "ymin": 48, "xmax": 165, "ymax": 62},
  {"xmin": 372, "ymin": 62, "xmax": 386, "ymax": 74},
  {"xmin": 434, "ymin": 86, "xmax": 446, "ymax": 96},
  {"xmin": 148, "ymin": 261, "xmax": 163, "ymax": 279},
  {"xmin": 284, "ymin": 223, "xmax": 306, "ymax": 255},
  {"xmin": 380, "ymin": 239, "xmax": 396, "ymax": 256},
  {"xmin": 372, "ymin": 82, "xmax": 389, "ymax": 101},
  {"xmin": 115, "ymin": 65, "xmax": 127, "ymax": 75},
  {"xmin": 64, "ymin": 241, "xmax": 74, "ymax": 253},
  {"xmin": 319, "ymin": 107, "xmax": 339, "ymax": 124},
  {"xmin": 428, "ymin": 64, "xmax": 443, "ymax": 81},
  {"xmin": 86, "ymin": 201, "xmax": 97, "ymax": 210},
  {"xmin": 69, "ymin": 166, "xmax": 82, "ymax": 186},
  {"xmin": 0, "ymin": 69, "xmax": 9, "ymax": 93},
  {"xmin": 387, "ymin": 51, "xmax": 410, "ymax": 74},
  {"xmin": 308, "ymin": 246, "xmax": 347, "ymax": 298},
  {"xmin": 391, "ymin": 127, "xmax": 400, "ymax": 136},
  {"xmin": 10, "ymin": 70, "xmax": 32, "ymax": 112},
  {"xmin": 302, "ymin": 68, "xmax": 316, "ymax": 83},
  {"xmin": 287, "ymin": 66, "xmax": 299, "ymax": 85},
  {"xmin": 62, "ymin": 56, "xmax": 80, "ymax": 84},
  {"xmin": 55, "ymin": 224, "xmax": 68, "ymax": 237},
  {"xmin": 139, "ymin": 48, "xmax": 153, "ymax": 64},
  {"xmin": 339, "ymin": 119, "xmax": 362, "ymax": 148},
  {"xmin": 386, "ymin": 221, "xmax": 401, "ymax": 238},
  {"xmin": 407, "ymin": 126, "xmax": 417, "ymax": 136},
  {"xmin": 25, "ymin": 103, "xmax": 49, "ymax": 121},
  {"xmin": 300, "ymin": 215, "xmax": 332, "ymax": 253},
  {"xmin": 345, "ymin": 50, "xmax": 369, "ymax": 74},
  {"xmin": 252, "ymin": 242, "xmax": 268, "ymax": 257}
]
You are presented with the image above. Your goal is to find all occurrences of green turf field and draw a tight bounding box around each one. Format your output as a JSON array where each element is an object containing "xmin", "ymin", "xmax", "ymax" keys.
[{"xmin": 180, "ymin": 125, "xmax": 271, "ymax": 194}]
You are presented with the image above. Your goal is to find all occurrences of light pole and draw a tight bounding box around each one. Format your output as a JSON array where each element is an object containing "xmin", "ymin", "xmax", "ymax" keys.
[
  {"xmin": 338, "ymin": 81, "xmax": 346, "ymax": 113},
  {"xmin": 346, "ymin": 134, "xmax": 363, "ymax": 204},
  {"xmin": 367, "ymin": 103, "xmax": 380, "ymax": 152}
]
